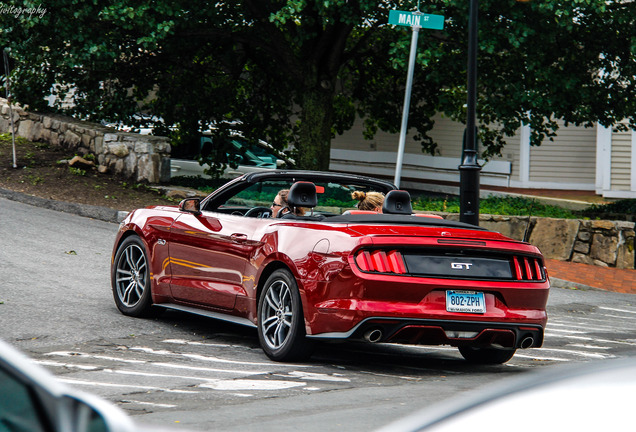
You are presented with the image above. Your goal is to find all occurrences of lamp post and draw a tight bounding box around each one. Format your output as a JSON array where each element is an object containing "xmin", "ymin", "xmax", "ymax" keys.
[{"xmin": 459, "ymin": 0, "xmax": 481, "ymax": 226}]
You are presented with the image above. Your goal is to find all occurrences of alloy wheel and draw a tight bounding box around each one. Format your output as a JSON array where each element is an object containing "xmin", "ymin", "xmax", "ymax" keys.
[
  {"xmin": 115, "ymin": 243, "xmax": 148, "ymax": 308},
  {"xmin": 260, "ymin": 279, "xmax": 293, "ymax": 350}
]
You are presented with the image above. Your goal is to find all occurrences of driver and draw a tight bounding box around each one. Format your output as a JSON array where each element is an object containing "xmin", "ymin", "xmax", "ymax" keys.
[{"xmin": 271, "ymin": 189, "xmax": 306, "ymax": 217}]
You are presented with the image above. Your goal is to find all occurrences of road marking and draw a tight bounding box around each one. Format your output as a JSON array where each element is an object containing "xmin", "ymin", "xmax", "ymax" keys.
[
  {"xmin": 162, "ymin": 339, "xmax": 255, "ymax": 351},
  {"xmin": 120, "ymin": 400, "xmax": 177, "ymax": 408},
  {"xmin": 41, "ymin": 352, "xmax": 267, "ymax": 375},
  {"xmin": 544, "ymin": 326, "xmax": 586, "ymax": 334},
  {"xmin": 59, "ymin": 378, "xmax": 200, "ymax": 394},
  {"xmin": 200, "ymin": 380, "xmax": 306, "ymax": 391},
  {"xmin": 35, "ymin": 360, "xmax": 100, "ymax": 370},
  {"xmin": 163, "ymin": 338, "xmax": 233, "ymax": 348},
  {"xmin": 548, "ymin": 319, "xmax": 631, "ymax": 332},
  {"xmin": 130, "ymin": 346, "xmax": 295, "ymax": 367},
  {"xmin": 562, "ymin": 335, "xmax": 636, "ymax": 346},
  {"xmin": 534, "ymin": 348, "xmax": 615, "ymax": 359},
  {"xmin": 153, "ymin": 362, "xmax": 266, "ymax": 375},
  {"xmin": 596, "ymin": 313, "xmax": 636, "ymax": 321},
  {"xmin": 599, "ymin": 307, "xmax": 636, "ymax": 315},
  {"xmin": 280, "ymin": 371, "xmax": 351, "ymax": 382},
  {"xmin": 45, "ymin": 352, "xmax": 145, "ymax": 364},
  {"xmin": 567, "ymin": 344, "xmax": 612, "ymax": 350},
  {"xmin": 511, "ymin": 353, "xmax": 568, "ymax": 361},
  {"xmin": 103, "ymin": 368, "xmax": 226, "ymax": 382}
]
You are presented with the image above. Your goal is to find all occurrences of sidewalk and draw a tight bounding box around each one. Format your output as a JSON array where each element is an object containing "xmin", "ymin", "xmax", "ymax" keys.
[{"xmin": 546, "ymin": 259, "xmax": 636, "ymax": 295}]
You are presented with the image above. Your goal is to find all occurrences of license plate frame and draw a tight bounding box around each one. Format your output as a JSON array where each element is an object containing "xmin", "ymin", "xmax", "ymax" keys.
[{"xmin": 446, "ymin": 290, "xmax": 486, "ymax": 314}]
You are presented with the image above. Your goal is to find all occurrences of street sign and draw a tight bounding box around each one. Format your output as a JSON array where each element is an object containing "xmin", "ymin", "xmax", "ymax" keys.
[
  {"xmin": 389, "ymin": 9, "xmax": 445, "ymax": 187},
  {"xmin": 388, "ymin": 10, "xmax": 444, "ymax": 30}
]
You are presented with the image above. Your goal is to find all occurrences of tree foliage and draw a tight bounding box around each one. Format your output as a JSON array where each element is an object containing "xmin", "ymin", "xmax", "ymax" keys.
[{"xmin": 1, "ymin": 0, "xmax": 634, "ymax": 173}]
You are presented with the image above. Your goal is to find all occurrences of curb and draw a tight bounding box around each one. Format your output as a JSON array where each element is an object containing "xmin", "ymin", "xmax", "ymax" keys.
[
  {"xmin": 549, "ymin": 277, "xmax": 600, "ymax": 292},
  {"xmin": 0, "ymin": 187, "xmax": 129, "ymax": 224}
]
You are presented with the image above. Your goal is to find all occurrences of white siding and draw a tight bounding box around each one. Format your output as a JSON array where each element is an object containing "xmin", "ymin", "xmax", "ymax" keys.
[
  {"xmin": 493, "ymin": 129, "xmax": 522, "ymax": 183},
  {"xmin": 427, "ymin": 114, "xmax": 464, "ymax": 158},
  {"xmin": 528, "ymin": 123, "xmax": 596, "ymax": 185},
  {"xmin": 331, "ymin": 115, "xmax": 513, "ymax": 190},
  {"xmin": 610, "ymin": 129, "xmax": 632, "ymax": 191},
  {"xmin": 331, "ymin": 116, "xmax": 621, "ymax": 194}
]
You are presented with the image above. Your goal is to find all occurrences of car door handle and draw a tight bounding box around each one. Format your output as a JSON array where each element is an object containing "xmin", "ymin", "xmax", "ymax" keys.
[{"xmin": 231, "ymin": 233, "xmax": 248, "ymax": 242}]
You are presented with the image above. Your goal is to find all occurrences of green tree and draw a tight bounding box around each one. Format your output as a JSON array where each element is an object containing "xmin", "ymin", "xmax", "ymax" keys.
[{"xmin": 1, "ymin": 0, "xmax": 634, "ymax": 173}]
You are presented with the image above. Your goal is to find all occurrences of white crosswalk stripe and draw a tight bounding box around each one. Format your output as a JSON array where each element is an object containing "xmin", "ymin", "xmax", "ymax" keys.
[{"xmin": 507, "ymin": 303, "xmax": 636, "ymax": 365}]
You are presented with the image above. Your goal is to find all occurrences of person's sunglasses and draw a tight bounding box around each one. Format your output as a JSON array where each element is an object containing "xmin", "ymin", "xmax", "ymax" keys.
[{"xmin": 271, "ymin": 202, "xmax": 281, "ymax": 207}]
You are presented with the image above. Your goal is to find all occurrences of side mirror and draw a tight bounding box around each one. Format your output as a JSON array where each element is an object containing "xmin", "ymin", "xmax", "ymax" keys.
[{"xmin": 179, "ymin": 198, "xmax": 201, "ymax": 215}]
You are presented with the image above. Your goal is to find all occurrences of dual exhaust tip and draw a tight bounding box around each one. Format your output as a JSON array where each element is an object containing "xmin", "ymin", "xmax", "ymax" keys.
[
  {"xmin": 364, "ymin": 328, "xmax": 536, "ymax": 349},
  {"xmin": 520, "ymin": 336, "xmax": 535, "ymax": 349},
  {"xmin": 364, "ymin": 328, "xmax": 383, "ymax": 343}
]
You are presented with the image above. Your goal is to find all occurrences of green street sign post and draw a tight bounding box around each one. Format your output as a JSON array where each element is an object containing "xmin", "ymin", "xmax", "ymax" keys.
[
  {"xmin": 388, "ymin": 10, "xmax": 444, "ymax": 30},
  {"xmin": 389, "ymin": 10, "xmax": 444, "ymax": 188}
]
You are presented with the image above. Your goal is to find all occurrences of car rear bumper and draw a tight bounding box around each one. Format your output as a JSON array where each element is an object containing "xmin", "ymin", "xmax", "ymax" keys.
[{"xmin": 306, "ymin": 317, "xmax": 544, "ymax": 349}]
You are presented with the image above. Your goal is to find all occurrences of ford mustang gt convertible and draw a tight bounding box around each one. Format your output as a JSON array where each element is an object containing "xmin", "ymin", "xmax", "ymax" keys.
[{"xmin": 111, "ymin": 171, "xmax": 549, "ymax": 364}]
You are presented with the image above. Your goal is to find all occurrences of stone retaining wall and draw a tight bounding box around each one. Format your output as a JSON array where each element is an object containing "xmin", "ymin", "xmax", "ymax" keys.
[
  {"xmin": 0, "ymin": 98, "xmax": 171, "ymax": 183},
  {"xmin": 441, "ymin": 213, "xmax": 635, "ymax": 269}
]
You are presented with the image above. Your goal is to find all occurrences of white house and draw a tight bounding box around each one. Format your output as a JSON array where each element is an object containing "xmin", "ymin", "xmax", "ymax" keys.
[{"xmin": 330, "ymin": 114, "xmax": 636, "ymax": 199}]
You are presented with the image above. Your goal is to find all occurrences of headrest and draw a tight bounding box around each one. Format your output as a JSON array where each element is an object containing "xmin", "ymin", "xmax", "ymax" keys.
[
  {"xmin": 287, "ymin": 181, "xmax": 317, "ymax": 208},
  {"xmin": 382, "ymin": 190, "xmax": 412, "ymax": 215}
]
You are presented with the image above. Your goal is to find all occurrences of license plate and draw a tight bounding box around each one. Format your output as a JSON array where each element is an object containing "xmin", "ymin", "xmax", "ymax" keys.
[{"xmin": 446, "ymin": 290, "xmax": 486, "ymax": 313}]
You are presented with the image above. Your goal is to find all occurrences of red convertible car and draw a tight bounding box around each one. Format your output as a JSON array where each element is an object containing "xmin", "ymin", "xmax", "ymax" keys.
[{"xmin": 111, "ymin": 171, "xmax": 549, "ymax": 364}]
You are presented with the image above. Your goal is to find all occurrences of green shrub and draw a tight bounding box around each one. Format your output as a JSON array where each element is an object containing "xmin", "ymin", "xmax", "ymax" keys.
[
  {"xmin": 412, "ymin": 195, "xmax": 579, "ymax": 219},
  {"xmin": 581, "ymin": 199, "xmax": 636, "ymax": 216}
]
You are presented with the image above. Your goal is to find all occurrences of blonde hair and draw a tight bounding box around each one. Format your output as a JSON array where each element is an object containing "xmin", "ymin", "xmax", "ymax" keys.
[{"xmin": 352, "ymin": 190, "xmax": 385, "ymax": 211}]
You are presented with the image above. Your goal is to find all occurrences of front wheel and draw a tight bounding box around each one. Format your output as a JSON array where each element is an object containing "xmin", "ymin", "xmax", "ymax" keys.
[
  {"xmin": 458, "ymin": 346, "xmax": 516, "ymax": 364},
  {"xmin": 257, "ymin": 269, "xmax": 313, "ymax": 361},
  {"xmin": 112, "ymin": 235, "xmax": 153, "ymax": 317}
]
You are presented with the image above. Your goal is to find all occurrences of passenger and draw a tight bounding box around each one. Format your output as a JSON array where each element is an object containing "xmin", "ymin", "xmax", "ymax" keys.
[
  {"xmin": 271, "ymin": 189, "xmax": 306, "ymax": 217},
  {"xmin": 352, "ymin": 190, "xmax": 385, "ymax": 213}
]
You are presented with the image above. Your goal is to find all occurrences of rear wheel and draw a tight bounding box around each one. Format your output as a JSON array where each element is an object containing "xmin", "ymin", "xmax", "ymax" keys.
[
  {"xmin": 112, "ymin": 236, "xmax": 153, "ymax": 317},
  {"xmin": 257, "ymin": 269, "xmax": 313, "ymax": 361},
  {"xmin": 458, "ymin": 346, "xmax": 516, "ymax": 364}
]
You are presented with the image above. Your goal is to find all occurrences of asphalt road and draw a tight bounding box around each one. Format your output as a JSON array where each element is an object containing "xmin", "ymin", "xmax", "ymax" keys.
[{"xmin": 2, "ymin": 196, "xmax": 636, "ymax": 431}]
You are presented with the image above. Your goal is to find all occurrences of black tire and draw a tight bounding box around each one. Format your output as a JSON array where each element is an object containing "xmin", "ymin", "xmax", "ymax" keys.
[
  {"xmin": 458, "ymin": 346, "xmax": 517, "ymax": 364},
  {"xmin": 257, "ymin": 269, "xmax": 313, "ymax": 361},
  {"xmin": 111, "ymin": 235, "xmax": 153, "ymax": 317}
]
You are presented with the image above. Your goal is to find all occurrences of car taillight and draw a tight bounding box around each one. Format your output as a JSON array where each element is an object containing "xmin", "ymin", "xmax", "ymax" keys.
[
  {"xmin": 512, "ymin": 256, "xmax": 544, "ymax": 281},
  {"xmin": 355, "ymin": 250, "xmax": 406, "ymax": 274}
]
